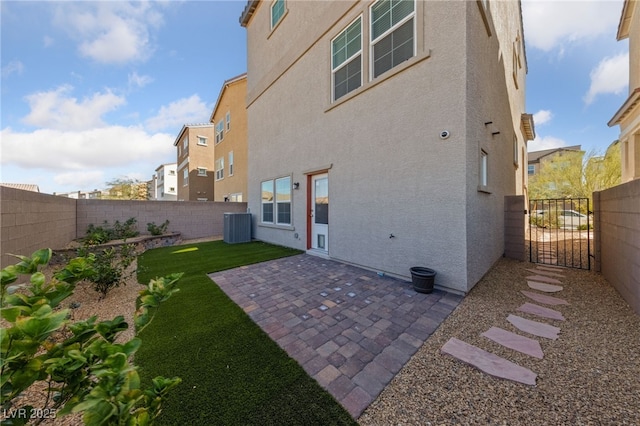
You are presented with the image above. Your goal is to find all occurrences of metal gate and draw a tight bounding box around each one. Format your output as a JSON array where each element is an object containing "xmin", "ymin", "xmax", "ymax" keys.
[{"xmin": 528, "ymin": 198, "xmax": 592, "ymax": 269}]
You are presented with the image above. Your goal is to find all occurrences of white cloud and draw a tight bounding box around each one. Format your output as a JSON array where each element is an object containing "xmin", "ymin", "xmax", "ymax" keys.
[
  {"xmin": 128, "ymin": 72, "xmax": 153, "ymax": 89},
  {"xmin": 584, "ymin": 53, "xmax": 629, "ymax": 105},
  {"xmin": 43, "ymin": 35, "xmax": 54, "ymax": 48},
  {"xmin": 522, "ymin": 0, "xmax": 622, "ymax": 52},
  {"xmin": 533, "ymin": 110, "xmax": 553, "ymax": 126},
  {"xmin": 53, "ymin": 2, "xmax": 164, "ymax": 64},
  {"xmin": 1, "ymin": 126, "xmax": 174, "ymax": 171},
  {"xmin": 54, "ymin": 170, "xmax": 105, "ymax": 188},
  {"xmin": 1, "ymin": 60, "xmax": 24, "ymax": 78},
  {"xmin": 145, "ymin": 95, "xmax": 211, "ymax": 132},
  {"xmin": 22, "ymin": 85, "xmax": 126, "ymax": 131},
  {"xmin": 528, "ymin": 135, "xmax": 568, "ymax": 152}
]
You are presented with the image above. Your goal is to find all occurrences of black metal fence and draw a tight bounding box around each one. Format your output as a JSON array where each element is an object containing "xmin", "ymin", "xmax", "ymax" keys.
[{"xmin": 528, "ymin": 198, "xmax": 592, "ymax": 269}]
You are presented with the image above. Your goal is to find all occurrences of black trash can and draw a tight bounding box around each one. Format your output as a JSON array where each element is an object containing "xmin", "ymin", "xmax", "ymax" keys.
[{"xmin": 410, "ymin": 267, "xmax": 436, "ymax": 294}]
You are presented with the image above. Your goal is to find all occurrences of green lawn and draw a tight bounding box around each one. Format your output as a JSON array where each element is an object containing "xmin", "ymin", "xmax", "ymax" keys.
[{"xmin": 136, "ymin": 241, "xmax": 357, "ymax": 425}]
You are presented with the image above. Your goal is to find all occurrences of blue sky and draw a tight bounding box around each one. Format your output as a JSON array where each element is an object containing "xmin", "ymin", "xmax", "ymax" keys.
[{"xmin": 1, "ymin": 0, "xmax": 629, "ymax": 195}]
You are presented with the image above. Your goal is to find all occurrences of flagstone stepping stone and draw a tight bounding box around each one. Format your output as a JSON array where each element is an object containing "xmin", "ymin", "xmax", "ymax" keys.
[
  {"xmin": 521, "ymin": 290, "xmax": 569, "ymax": 306},
  {"xmin": 507, "ymin": 314, "xmax": 560, "ymax": 340},
  {"xmin": 527, "ymin": 281, "xmax": 563, "ymax": 293},
  {"xmin": 482, "ymin": 327, "xmax": 544, "ymax": 359},
  {"xmin": 517, "ymin": 302, "xmax": 565, "ymax": 321},
  {"xmin": 525, "ymin": 268, "xmax": 565, "ymax": 278},
  {"xmin": 441, "ymin": 337, "xmax": 537, "ymax": 386},
  {"xmin": 526, "ymin": 275, "xmax": 562, "ymax": 284}
]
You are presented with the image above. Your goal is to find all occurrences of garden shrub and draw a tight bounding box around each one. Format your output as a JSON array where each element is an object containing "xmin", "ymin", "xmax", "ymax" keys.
[
  {"xmin": 77, "ymin": 244, "xmax": 137, "ymax": 298},
  {"xmin": 83, "ymin": 218, "xmax": 139, "ymax": 245},
  {"xmin": 0, "ymin": 249, "xmax": 183, "ymax": 426},
  {"xmin": 147, "ymin": 220, "xmax": 170, "ymax": 236}
]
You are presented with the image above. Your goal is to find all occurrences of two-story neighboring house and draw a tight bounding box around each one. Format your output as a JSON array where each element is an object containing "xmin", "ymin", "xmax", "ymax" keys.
[
  {"xmin": 527, "ymin": 145, "xmax": 582, "ymax": 177},
  {"xmin": 239, "ymin": 0, "xmax": 534, "ymax": 294},
  {"xmin": 209, "ymin": 73, "xmax": 249, "ymax": 202},
  {"xmin": 174, "ymin": 124, "xmax": 216, "ymax": 201},
  {"xmin": 609, "ymin": 0, "xmax": 639, "ymax": 182},
  {"xmin": 154, "ymin": 163, "xmax": 178, "ymax": 201}
]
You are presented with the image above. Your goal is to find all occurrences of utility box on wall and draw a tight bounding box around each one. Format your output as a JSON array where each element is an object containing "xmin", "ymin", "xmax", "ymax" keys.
[{"xmin": 223, "ymin": 212, "xmax": 251, "ymax": 244}]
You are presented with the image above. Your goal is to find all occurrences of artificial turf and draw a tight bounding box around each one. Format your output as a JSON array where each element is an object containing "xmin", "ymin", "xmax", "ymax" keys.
[{"xmin": 136, "ymin": 241, "xmax": 358, "ymax": 425}]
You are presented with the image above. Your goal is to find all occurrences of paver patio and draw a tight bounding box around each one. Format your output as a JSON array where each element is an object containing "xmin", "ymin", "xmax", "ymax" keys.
[{"xmin": 209, "ymin": 254, "xmax": 462, "ymax": 418}]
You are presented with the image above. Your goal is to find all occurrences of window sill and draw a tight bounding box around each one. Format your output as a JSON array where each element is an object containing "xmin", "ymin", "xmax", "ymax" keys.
[
  {"xmin": 325, "ymin": 50, "xmax": 431, "ymax": 113},
  {"xmin": 259, "ymin": 223, "xmax": 295, "ymax": 231}
]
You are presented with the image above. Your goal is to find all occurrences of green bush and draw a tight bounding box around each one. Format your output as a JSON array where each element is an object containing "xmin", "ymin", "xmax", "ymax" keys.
[
  {"xmin": 0, "ymin": 249, "xmax": 183, "ymax": 426},
  {"xmin": 83, "ymin": 218, "xmax": 139, "ymax": 244},
  {"xmin": 147, "ymin": 220, "xmax": 170, "ymax": 236},
  {"xmin": 77, "ymin": 244, "xmax": 137, "ymax": 298}
]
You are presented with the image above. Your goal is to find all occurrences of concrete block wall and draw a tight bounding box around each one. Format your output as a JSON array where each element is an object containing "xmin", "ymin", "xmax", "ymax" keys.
[
  {"xmin": 77, "ymin": 199, "xmax": 247, "ymax": 240},
  {"xmin": 594, "ymin": 179, "xmax": 640, "ymax": 315},
  {"xmin": 504, "ymin": 195, "xmax": 525, "ymax": 261},
  {"xmin": 1, "ymin": 186, "xmax": 76, "ymax": 268}
]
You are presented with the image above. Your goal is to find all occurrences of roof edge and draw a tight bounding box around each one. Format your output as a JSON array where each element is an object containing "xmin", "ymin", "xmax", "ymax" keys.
[
  {"xmin": 240, "ymin": 0, "xmax": 260, "ymax": 27},
  {"xmin": 608, "ymin": 87, "xmax": 640, "ymax": 126}
]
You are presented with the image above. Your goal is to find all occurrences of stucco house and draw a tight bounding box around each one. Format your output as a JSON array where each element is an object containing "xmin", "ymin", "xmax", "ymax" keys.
[
  {"xmin": 239, "ymin": 0, "xmax": 534, "ymax": 294},
  {"xmin": 174, "ymin": 124, "xmax": 216, "ymax": 201},
  {"xmin": 154, "ymin": 163, "xmax": 178, "ymax": 201},
  {"xmin": 209, "ymin": 73, "xmax": 249, "ymax": 202},
  {"xmin": 608, "ymin": 0, "xmax": 639, "ymax": 183},
  {"xmin": 527, "ymin": 145, "xmax": 582, "ymax": 177}
]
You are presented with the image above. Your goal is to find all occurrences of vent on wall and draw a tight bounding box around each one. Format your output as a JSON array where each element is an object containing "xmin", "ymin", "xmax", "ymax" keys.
[{"xmin": 223, "ymin": 213, "xmax": 251, "ymax": 244}]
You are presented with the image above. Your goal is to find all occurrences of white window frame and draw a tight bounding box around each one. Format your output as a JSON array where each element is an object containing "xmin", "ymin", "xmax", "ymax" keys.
[
  {"xmin": 331, "ymin": 16, "xmax": 363, "ymax": 102},
  {"xmin": 370, "ymin": 0, "xmax": 416, "ymax": 80},
  {"xmin": 215, "ymin": 158, "xmax": 224, "ymax": 181},
  {"xmin": 215, "ymin": 121, "xmax": 224, "ymax": 144},
  {"xmin": 182, "ymin": 168, "xmax": 189, "ymax": 186},
  {"xmin": 479, "ymin": 150, "xmax": 489, "ymax": 192},
  {"xmin": 183, "ymin": 136, "xmax": 188, "ymax": 151},
  {"xmin": 197, "ymin": 136, "xmax": 208, "ymax": 146},
  {"xmin": 197, "ymin": 167, "xmax": 207, "ymax": 177},
  {"xmin": 271, "ymin": 0, "xmax": 286, "ymax": 30},
  {"xmin": 226, "ymin": 111, "xmax": 231, "ymax": 131},
  {"xmin": 229, "ymin": 151, "xmax": 234, "ymax": 176},
  {"xmin": 260, "ymin": 176, "xmax": 291, "ymax": 225}
]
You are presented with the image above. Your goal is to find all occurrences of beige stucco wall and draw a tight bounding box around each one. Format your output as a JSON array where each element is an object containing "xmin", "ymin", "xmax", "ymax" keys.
[
  {"xmin": 212, "ymin": 77, "xmax": 249, "ymax": 202},
  {"xmin": 244, "ymin": 0, "xmax": 526, "ymax": 293},
  {"xmin": 175, "ymin": 125, "xmax": 216, "ymax": 201},
  {"xmin": 593, "ymin": 179, "xmax": 640, "ymax": 315},
  {"xmin": 0, "ymin": 186, "xmax": 76, "ymax": 268}
]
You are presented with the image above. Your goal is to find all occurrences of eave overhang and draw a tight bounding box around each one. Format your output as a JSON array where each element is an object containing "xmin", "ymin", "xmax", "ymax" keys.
[
  {"xmin": 521, "ymin": 113, "xmax": 536, "ymax": 141},
  {"xmin": 240, "ymin": 0, "xmax": 259, "ymax": 27},
  {"xmin": 617, "ymin": 0, "xmax": 633, "ymax": 40},
  {"xmin": 608, "ymin": 87, "xmax": 640, "ymax": 127}
]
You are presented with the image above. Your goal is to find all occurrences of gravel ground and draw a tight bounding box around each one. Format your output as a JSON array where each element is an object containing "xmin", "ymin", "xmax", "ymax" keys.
[{"xmin": 359, "ymin": 258, "xmax": 640, "ymax": 425}]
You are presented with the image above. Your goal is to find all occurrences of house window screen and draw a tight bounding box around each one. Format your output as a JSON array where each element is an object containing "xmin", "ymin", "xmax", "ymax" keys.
[
  {"xmin": 275, "ymin": 176, "xmax": 291, "ymax": 225},
  {"xmin": 332, "ymin": 17, "xmax": 362, "ymax": 101},
  {"xmin": 261, "ymin": 181, "xmax": 274, "ymax": 223},
  {"xmin": 371, "ymin": 0, "xmax": 415, "ymax": 78}
]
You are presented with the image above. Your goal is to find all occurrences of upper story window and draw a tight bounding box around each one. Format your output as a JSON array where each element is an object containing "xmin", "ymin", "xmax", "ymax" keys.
[
  {"xmin": 169, "ymin": 170, "xmax": 176, "ymax": 176},
  {"xmin": 528, "ymin": 164, "xmax": 535, "ymax": 175},
  {"xmin": 226, "ymin": 112, "xmax": 231, "ymax": 131},
  {"xmin": 229, "ymin": 151, "xmax": 234, "ymax": 176},
  {"xmin": 215, "ymin": 121, "xmax": 224, "ymax": 144},
  {"xmin": 332, "ymin": 16, "xmax": 362, "ymax": 101},
  {"xmin": 197, "ymin": 136, "xmax": 208, "ymax": 146},
  {"xmin": 370, "ymin": 0, "xmax": 416, "ymax": 79},
  {"xmin": 183, "ymin": 136, "xmax": 189, "ymax": 152},
  {"xmin": 271, "ymin": 0, "xmax": 286, "ymax": 30},
  {"xmin": 197, "ymin": 167, "xmax": 207, "ymax": 177},
  {"xmin": 183, "ymin": 168, "xmax": 189, "ymax": 186},
  {"xmin": 215, "ymin": 158, "xmax": 224, "ymax": 180}
]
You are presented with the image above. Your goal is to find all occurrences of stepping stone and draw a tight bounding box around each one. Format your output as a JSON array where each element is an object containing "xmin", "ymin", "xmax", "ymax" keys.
[
  {"xmin": 521, "ymin": 290, "xmax": 569, "ymax": 306},
  {"xmin": 525, "ymin": 268, "xmax": 565, "ymax": 278},
  {"xmin": 527, "ymin": 281, "xmax": 563, "ymax": 293},
  {"xmin": 507, "ymin": 314, "xmax": 560, "ymax": 340},
  {"xmin": 517, "ymin": 302, "xmax": 565, "ymax": 321},
  {"xmin": 441, "ymin": 337, "xmax": 537, "ymax": 386},
  {"xmin": 526, "ymin": 275, "xmax": 562, "ymax": 284},
  {"xmin": 482, "ymin": 326, "xmax": 544, "ymax": 359}
]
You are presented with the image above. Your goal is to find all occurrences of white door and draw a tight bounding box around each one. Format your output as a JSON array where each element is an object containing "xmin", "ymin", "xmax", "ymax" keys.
[{"xmin": 311, "ymin": 174, "xmax": 329, "ymax": 251}]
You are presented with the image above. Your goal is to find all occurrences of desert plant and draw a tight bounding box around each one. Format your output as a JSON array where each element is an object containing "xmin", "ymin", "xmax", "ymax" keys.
[
  {"xmin": 146, "ymin": 220, "xmax": 170, "ymax": 236},
  {"xmin": 112, "ymin": 218, "xmax": 139, "ymax": 240},
  {"xmin": 0, "ymin": 248, "xmax": 182, "ymax": 426},
  {"xmin": 83, "ymin": 218, "xmax": 139, "ymax": 245}
]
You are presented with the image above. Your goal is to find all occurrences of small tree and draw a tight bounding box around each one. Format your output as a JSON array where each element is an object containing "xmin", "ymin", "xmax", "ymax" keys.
[{"xmin": 529, "ymin": 142, "xmax": 621, "ymax": 202}]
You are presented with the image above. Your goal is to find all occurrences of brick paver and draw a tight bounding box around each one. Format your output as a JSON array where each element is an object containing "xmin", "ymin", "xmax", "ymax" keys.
[{"xmin": 209, "ymin": 254, "xmax": 462, "ymax": 418}]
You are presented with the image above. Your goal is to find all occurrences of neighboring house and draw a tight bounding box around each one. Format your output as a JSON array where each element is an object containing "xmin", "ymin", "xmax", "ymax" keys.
[
  {"xmin": 54, "ymin": 189, "xmax": 103, "ymax": 199},
  {"xmin": 1, "ymin": 183, "xmax": 40, "ymax": 193},
  {"xmin": 174, "ymin": 124, "xmax": 216, "ymax": 201},
  {"xmin": 527, "ymin": 145, "xmax": 582, "ymax": 176},
  {"xmin": 239, "ymin": 0, "xmax": 534, "ymax": 294},
  {"xmin": 209, "ymin": 73, "xmax": 249, "ymax": 202},
  {"xmin": 154, "ymin": 163, "xmax": 178, "ymax": 201},
  {"xmin": 608, "ymin": 0, "xmax": 639, "ymax": 182}
]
